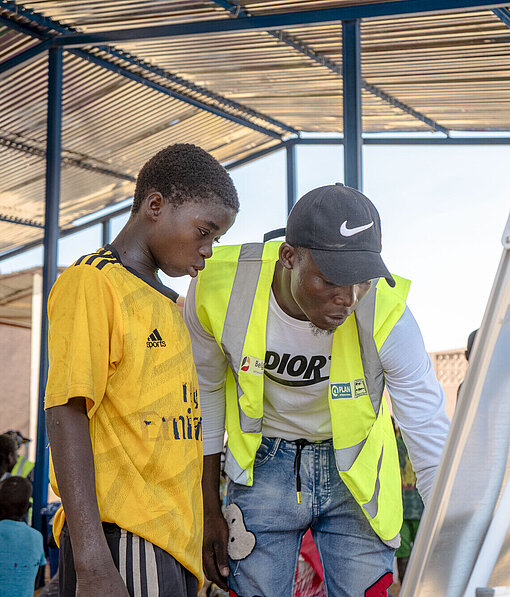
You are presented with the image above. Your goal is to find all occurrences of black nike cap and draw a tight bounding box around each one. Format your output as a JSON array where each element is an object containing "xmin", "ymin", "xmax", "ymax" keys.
[{"xmin": 286, "ymin": 183, "xmax": 395, "ymax": 288}]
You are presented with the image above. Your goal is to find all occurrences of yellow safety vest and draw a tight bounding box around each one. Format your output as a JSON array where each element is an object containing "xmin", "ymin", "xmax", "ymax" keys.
[
  {"xmin": 195, "ymin": 241, "xmax": 410, "ymax": 543},
  {"xmin": 12, "ymin": 454, "xmax": 34, "ymax": 479}
]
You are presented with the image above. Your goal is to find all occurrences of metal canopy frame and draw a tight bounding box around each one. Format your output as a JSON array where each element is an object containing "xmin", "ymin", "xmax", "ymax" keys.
[
  {"xmin": 1, "ymin": 0, "xmax": 510, "ymax": 532},
  {"xmin": 50, "ymin": 1, "xmax": 510, "ymax": 45}
]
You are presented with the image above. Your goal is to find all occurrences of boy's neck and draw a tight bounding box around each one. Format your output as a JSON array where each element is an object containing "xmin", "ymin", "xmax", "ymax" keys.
[{"xmin": 110, "ymin": 219, "xmax": 158, "ymax": 280}]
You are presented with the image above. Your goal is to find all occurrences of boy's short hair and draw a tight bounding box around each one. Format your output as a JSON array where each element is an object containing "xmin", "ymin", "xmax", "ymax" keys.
[
  {"xmin": 132, "ymin": 143, "xmax": 239, "ymax": 214},
  {"xmin": 0, "ymin": 476, "xmax": 32, "ymax": 519}
]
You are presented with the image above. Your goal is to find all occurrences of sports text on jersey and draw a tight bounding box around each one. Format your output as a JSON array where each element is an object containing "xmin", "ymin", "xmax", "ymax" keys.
[
  {"xmin": 147, "ymin": 328, "xmax": 166, "ymax": 348},
  {"xmin": 264, "ymin": 351, "xmax": 330, "ymax": 387}
]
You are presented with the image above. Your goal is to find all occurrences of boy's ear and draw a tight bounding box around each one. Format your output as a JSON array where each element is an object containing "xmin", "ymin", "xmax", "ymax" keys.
[
  {"xmin": 279, "ymin": 242, "xmax": 297, "ymax": 271},
  {"xmin": 145, "ymin": 192, "xmax": 164, "ymax": 221}
]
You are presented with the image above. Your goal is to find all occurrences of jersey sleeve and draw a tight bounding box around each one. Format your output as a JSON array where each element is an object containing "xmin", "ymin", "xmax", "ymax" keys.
[
  {"xmin": 183, "ymin": 277, "xmax": 228, "ymax": 455},
  {"xmin": 44, "ymin": 264, "xmax": 123, "ymax": 418},
  {"xmin": 380, "ymin": 306, "xmax": 450, "ymax": 506}
]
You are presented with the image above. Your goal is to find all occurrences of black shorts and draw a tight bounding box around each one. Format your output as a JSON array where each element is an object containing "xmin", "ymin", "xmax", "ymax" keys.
[{"xmin": 59, "ymin": 522, "xmax": 198, "ymax": 597}]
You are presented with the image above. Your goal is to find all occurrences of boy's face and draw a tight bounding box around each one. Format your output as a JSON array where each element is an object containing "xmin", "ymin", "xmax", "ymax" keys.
[{"xmin": 148, "ymin": 197, "xmax": 236, "ymax": 278}]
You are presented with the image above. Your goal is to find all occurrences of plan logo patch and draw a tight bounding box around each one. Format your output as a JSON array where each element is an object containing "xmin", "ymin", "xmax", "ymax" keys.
[
  {"xmin": 354, "ymin": 378, "xmax": 368, "ymax": 398},
  {"xmin": 330, "ymin": 382, "xmax": 353, "ymax": 399},
  {"xmin": 240, "ymin": 355, "xmax": 264, "ymax": 376}
]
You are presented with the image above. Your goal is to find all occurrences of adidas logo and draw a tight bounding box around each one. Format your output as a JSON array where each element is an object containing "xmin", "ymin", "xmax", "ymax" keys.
[{"xmin": 146, "ymin": 328, "xmax": 166, "ymax": 349}]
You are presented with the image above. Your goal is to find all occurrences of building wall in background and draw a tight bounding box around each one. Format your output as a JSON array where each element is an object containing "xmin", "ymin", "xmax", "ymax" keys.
[
  {"xmin": 430, "ymin": 348, "xmax": 468, "ymax": 420},
  {"xmin": 0, "ymin": 323, "xmax": 31, "ymax": 435}
]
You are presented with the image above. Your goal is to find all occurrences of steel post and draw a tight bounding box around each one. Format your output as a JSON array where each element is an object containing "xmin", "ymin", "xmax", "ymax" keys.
[
  {"xmin": 102, "ymin": 219, "xmax": 111, "ymax": 247},
  {"xmin": 342, "ymin": 20, "xmax": 362, "ymax": 190},
  {"xmin": 32, "ymin": 47, "xmax": 63, "ymax": 532},
  {"xmin": 286, "ymin": 141, "xmax": 297, "ymax": 214}
]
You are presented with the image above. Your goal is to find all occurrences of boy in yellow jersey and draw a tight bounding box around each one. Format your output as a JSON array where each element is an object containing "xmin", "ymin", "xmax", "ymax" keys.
[{"xmin": 45, "ymin": 144, "xmax": 238, "ymax": 597}]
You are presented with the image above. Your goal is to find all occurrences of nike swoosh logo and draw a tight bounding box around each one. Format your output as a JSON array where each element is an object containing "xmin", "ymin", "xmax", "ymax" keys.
[{"xmin": 340, "ymin": 220, "xmax": 374, "ymax": 237}]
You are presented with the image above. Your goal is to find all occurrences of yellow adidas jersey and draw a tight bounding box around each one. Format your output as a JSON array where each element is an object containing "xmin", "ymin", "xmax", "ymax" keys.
[{"xmin": 45, "ymin": 246, "xmax": 203, "ymax": 584}]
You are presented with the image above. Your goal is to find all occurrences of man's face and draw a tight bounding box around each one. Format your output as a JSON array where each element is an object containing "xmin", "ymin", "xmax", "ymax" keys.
[
  {"xmin": 148, "ymin": 198, "xmax": 236, "ymax": 278},
  {"xmin": 286, "ymin": 247, "xmax": 372, "ymax": 331}
]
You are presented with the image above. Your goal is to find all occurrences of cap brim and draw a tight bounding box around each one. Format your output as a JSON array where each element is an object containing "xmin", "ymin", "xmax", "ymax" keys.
[{"xmin": 309, "ymin": 248, "xmax": 395, "ymax": 288}]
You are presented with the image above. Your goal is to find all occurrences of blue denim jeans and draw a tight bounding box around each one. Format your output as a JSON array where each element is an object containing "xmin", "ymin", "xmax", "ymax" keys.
[{"xmin": 226, "ymin": 437, "xmax": 395, "ymax": 597}]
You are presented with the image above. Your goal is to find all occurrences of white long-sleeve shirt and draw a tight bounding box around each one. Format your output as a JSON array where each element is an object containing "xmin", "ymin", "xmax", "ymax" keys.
[{"xmin": 184, "ymin": 277, "xmax": 450, "ymax": 505}]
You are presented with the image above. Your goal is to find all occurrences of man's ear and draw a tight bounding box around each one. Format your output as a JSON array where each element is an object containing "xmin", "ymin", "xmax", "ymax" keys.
[
  {"xmin": 145, "ymin": 192, "xmax": 164, "ymax": 221},
  {"xmin": 279, "ymin": 242, "xmax": 297, "ymax": 271}
]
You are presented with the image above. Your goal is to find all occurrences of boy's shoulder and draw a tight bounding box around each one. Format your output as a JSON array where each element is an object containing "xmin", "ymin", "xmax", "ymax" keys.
[
  {"xmin": 55, "ymin": 246, "xmax": 122, "ymax": 290},
  {"xmin": 71, "ymin": 246, "xmax": 122, "ymax": 273}
]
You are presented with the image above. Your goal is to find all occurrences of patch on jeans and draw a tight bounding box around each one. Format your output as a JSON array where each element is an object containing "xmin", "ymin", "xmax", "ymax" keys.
[
  {"xmin": 364, "ymin": 571, "xmax": 393, "ymax": 596},
  {"xmin": 225, "ymin": 503, "xmax": 256, "ymax": 560}
]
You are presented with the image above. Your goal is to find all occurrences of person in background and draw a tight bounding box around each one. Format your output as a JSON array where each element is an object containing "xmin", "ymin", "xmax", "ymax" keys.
[
  {"xmin": 457, "ymin": 328, "xmax": 479, "ymax": 400},
  {"xmin": 0, "ymin": 433, "xmax": 18, "ymax": 481},
  {"xmin": 4, "ymin": 430, "xmax": 34, "ymax": 482},
  {"xmin": 0, "ymin": 476, "xmax": 46, "ymax": 596},
  {"xmin": 393, "ymin": 419, "xmax": 424, "ymax": 584}
]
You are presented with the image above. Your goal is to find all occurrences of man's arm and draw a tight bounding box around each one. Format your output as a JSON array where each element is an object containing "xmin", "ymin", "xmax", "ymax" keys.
[
  {"xmin": 184, "ymin": 278, "xmax": 230, "ymax": 588},
  {"xmin": 46, "ymin": 398, "xmax": 129, "ymax": 596},
  {"xmin": 380, "ymin": 306, "xmax": 450, "ymax": 505},
  {"xmin": 201, "ymin": 454, "xmax": 230, "ymax": 590}
]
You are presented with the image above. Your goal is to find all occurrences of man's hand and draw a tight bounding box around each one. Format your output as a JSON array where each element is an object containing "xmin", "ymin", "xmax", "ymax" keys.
[
  {"xmin": 203, "ymin": 509, "xmax": 230, "ymax": 591},
  {"xmin": 202, "ymin": 453, "xmax": 230, "ymax": 591},
  {"xmin": 76, "ymin": 564, "xmax": 130, "ymax": 597}
]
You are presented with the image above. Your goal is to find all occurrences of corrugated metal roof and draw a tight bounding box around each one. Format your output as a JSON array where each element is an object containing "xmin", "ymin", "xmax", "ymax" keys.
[{"xmin": 1, "ymin": 1, "xmax": 510, "ymax": 254}]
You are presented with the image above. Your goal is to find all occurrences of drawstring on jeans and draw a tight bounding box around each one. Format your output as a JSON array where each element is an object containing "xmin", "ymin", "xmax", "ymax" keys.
[{"xmin": 293, "ymin": 439, "xmax": 312, "ymax": 504}]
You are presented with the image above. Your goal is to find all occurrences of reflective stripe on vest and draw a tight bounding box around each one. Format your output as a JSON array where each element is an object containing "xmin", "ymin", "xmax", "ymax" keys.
[
  {"xmin": 220, "ymin": 243, "xmax": 265, "ymax": 433},
  {"xmin": 334, "ymin": 285, "xmax": 382, "ymax": 472},
  {"xmin": 12, "ymin": 455, "xmax": 34, "ymax": 478}
]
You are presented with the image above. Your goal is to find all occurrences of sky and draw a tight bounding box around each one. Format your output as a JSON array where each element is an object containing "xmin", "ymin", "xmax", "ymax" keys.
[{"xmin": 1, "ymin": 138, "xmax": 508, "ymax": 353}]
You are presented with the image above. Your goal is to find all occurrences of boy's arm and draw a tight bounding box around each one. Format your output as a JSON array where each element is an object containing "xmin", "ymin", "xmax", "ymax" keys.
[{"xmin": 46, "ymin": 397, "xmax": 129, "ymax": 596}]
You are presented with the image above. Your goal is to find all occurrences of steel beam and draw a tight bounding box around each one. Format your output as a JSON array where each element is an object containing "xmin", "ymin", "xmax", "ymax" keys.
[
  {"xmin": 224, "ymin": 141, "xmax": 287, "ymax": 170},
  {"xmin": 52, "ymin": 1, "xmax": 510, "ymax": 46},
  {"xmin": 3, "ymin": 134, "xmax": 510, "ymax": 260},
  {"xmin": 69, "ymin": 49, "xmax": 283, "ymax": 140},
  {"xmin": 0, "ymin": 2, "xmax": 296, "ymax": 138},
  {"xmin": 0, "ymin": 39, "xmax": 53, "ymax": 77},
  {"xmin": 210, "ymin": 0, "xmax": 448, "ymax": 135},
  {"xmin": 0, "ymin": 140, "xmax": 287, "ymax": 259},
  {"xmin": 32, "ymin": 47, "xmax": 63, "ymax": 533},
  {"xmin": 0, "ymin": 214, "xmax": 44, "ymax": 228},
  {"xmin": 292, "ymin": 136, "xmax": 510, "ymax": 145},
  {"xmin": 342, "ymin": 21, "xmax": 363, "ymax": 190},
  {"xmin": 0, "ymin": 136, "xmax": 136, "ymax": 182},
  {"xmin": 0, "ymin": 203, "xmax": 132, "ymax": 262},
  {"xmin": 492, "ymin": 7, "xmax": 510, "ymax": 28},
  {"xmin": 286, "ymin": 141, "xmax": 297, "ymax": 213}
]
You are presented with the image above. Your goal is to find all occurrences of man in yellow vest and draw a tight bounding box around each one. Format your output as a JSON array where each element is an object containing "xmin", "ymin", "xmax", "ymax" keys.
[
  {"xmin": 5, "ymin": 431, "xmax": 34, "ymax": 482},
  {"xmin": 184, "ymin": 183, "xmax": 450, "ymax": 597}
]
